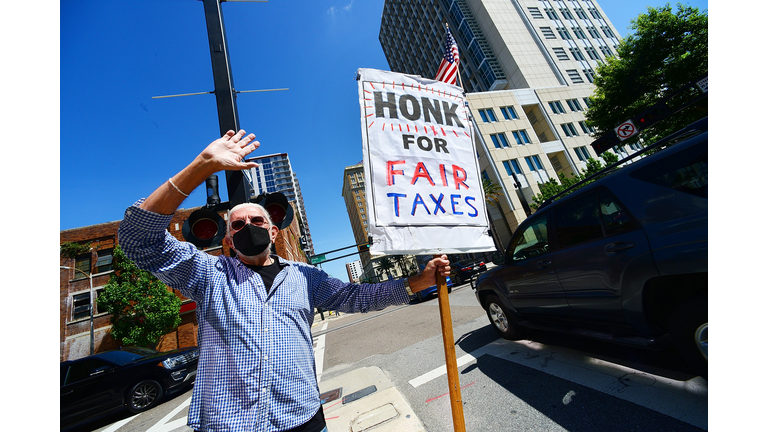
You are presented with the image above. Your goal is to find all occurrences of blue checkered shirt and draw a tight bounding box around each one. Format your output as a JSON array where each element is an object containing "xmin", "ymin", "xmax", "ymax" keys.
[{"xmin": 118, "ymin": 201, "xmax": 410, "ymax": 432}]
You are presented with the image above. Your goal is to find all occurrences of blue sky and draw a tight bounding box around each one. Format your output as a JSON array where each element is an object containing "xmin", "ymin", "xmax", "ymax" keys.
[{"xmin": 55, "ymin": 0, "xmax": 708, "ymax": 282}]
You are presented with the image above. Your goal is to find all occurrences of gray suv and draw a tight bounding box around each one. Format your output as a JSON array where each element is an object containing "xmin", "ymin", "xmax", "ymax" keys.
[{"xmin": 474, "ymin": 118, "xmax": 708, "ymax": 376}]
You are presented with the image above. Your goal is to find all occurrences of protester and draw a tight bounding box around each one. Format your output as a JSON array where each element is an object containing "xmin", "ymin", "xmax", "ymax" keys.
[{"xmin": 118, "ymin": 129, "xmax": 451, "ymax": 432}]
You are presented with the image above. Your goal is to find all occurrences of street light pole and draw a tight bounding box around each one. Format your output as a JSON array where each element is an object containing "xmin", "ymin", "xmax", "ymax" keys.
[{"xmin": 61, "ymin": 266, "xmax": 95, "ymax": 356}]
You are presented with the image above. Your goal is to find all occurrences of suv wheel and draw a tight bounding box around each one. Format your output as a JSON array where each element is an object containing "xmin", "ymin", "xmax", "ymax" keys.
[
  {"xmin": 484, "ymin": 295, "xmax": 525, "ymax": 340},
  {"xmin": 669, "ymin": 295, "xmax": 708, "ymax": 378},
  {"xmin": 127, "ymin": 379, "xmax": 164, "ymax": 413}
]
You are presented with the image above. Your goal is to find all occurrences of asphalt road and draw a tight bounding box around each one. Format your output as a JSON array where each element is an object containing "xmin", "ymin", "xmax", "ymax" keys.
[{"xmin": 74, "ymin": 281, "xmax": 708, "ymax": 432}]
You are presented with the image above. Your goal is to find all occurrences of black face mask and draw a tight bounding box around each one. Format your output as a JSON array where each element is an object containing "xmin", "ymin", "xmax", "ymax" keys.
[{"xmin": 232, "ymin": 225, "xmax": 272, "ymax": 257}]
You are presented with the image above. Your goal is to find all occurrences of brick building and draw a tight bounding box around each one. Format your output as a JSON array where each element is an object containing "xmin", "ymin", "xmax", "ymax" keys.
[{"xmin": 60, "ymin": 201, "xmax": 308, "ymax": 362}]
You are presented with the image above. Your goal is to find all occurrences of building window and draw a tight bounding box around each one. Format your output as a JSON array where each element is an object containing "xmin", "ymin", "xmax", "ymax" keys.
[
  {"xmin": 601, "ymin": 26, "xmax": 615, "ymax": 39},
  {"xmin": 560, "ymin": 8, "xmax": 574, "ymax": 20},
  {"xmin": 586, "ymin": 26, "xmax": 601, "ymax": 39},
  {"xmin": 574, "ymin": 146, "xmax": 591, "ymax": 161},
  {"xmin": 566, "ymin": 99, "xmax": 583, "ymax": 112},
  {"xmin": 588, "ymin": 7, "xmax": 602, "ymax": 20},
  {"xmin": 574, "ymin": 8, "xmax": 588, "ymax": 19},
  {"xmin": 599, "ymin": 45, "xmax": 613, "ymax": 57},
  {"xmin": 72, "ymin": 292, "xmax": 91, "ymax": 321},
  {"xmin": 511, "ymin": 130, "xmax": 531, "ymax": 145},
  {"xmin": 544, "ymin": 8, "xmax": 559, "ymax": 20},
  {"xmin": 74, "ymin": 253, "xmax": 91, "ymax": 279},
  {"xmin": 556, "ymin": 27, "xmax": 572, "ymax": 40},
  {"xmin": 478, "ymin": 108, "xmax": 498, "ymax": 122},
  {"xmin": 502, "ymin": 161, "xmax": 514, "ymax": 176},
  {"xmin": 529, "ymin": 7, "xmax": 544, "ymax": 19},
  {"xmin": 490, "ymin": 133, "xmax": 511, "ymax": 148},
  {"xmin": 553, "ymin": 47, "xmax": 569, "ymax": 61},
  {"xmin": 573, "ymin": 27, "xmax": 588, "ymax": 40},
  {"xmin": 500, "ymin": 106, "xmax": 519, "ymax": 120},
  {"xmin": 583, "ymin": 68, "xmax": 596, "ymax": 83},
  {"xmin": 570, "ymin": 48, "xmax": 586, "ymax": 61},
  {"xmin": 560, "ymin": 123, "xmax": 579, "ymax": 137},
  {"xmin": 95, "ymin": 249, "xmax": 113, "ymax": 274},
  {"xmin": 579, "ymin": 121, "xmax": 595, "ymax": 134},
  {"xmin": 540, "ymin": 27, "xmax": 556, "ymax": 39},
  {"xmin": 548, "ymin": 101, "xmax": 566, "ymax": 114},
  {"xmin": 583, "ymin": 97, "xmax": 593, "ymax": 108},
  {"xmin": 566, "ymin": 70, "xmax": 584, "ymax": 84},
  {"xmin": 584, "ymin": 46, "xmax": 600, "ymax": 60}
]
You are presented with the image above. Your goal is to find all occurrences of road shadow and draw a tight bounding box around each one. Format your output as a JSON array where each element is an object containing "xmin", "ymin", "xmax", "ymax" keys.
[
  {"xmin": 460, "ymin": 355, "xmax": 705, "ymax": 432},
  {"xmin": 456, "ymin": 323, "xmax": 701, "ymax": 381}
]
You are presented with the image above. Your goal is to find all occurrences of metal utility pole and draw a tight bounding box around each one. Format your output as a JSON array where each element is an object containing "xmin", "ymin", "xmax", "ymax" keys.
[{"xmin": 201, "ymin": 0, "xmax": 248, "ymax": 207}]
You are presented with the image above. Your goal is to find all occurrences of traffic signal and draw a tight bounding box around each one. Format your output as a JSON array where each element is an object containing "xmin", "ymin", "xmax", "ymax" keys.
[
  {"xmin": 254, "ymin": 192, "xmax": 294, "ymax": 230},
  {"xmin": 182, "ymin": 175, "xmax": 227, "ymax": 248},
  {"xmin": 590, "ymin": 132, "xmax": 620, "ymax": 156},
  {"xmin": 631, "ymin": 101, "xmax": 672, "ymax": 132},
  {"xmin": 182, "ymin": 208, "xmax": 227, "ymax": 248},
  {"xmin": 357, "ymin": 237, "xmax": 372, "ymax": 253}
]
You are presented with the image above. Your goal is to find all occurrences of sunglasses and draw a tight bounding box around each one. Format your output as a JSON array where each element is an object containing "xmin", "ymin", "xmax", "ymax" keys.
[{"xmin": 230, "ymin": 216, "xmax": 268, "ymax": 231}]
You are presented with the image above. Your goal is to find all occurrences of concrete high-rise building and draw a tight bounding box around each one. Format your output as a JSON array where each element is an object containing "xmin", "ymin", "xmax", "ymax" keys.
[
  {"xmin": 346, "ymin": 260, "xmax": 364, "ymax": 283},
  {"xmin": 244, "ymin": 153, "xmax": 315, "ymax": 256},
  {"xmin": 379, "ymin": 0, "xmax": 641, "ymax": 248},
  {"xmin": 341, "ymin": 163, "xmax": 374, "ymax": 277}
]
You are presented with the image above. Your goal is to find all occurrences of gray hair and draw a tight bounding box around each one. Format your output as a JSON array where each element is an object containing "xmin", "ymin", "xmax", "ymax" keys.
[{"xmin": 227, "ymin": 203, "xmax": 274, "ymax": 234}]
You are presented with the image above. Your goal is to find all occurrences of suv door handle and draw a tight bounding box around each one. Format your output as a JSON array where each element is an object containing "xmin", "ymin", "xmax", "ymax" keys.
[
  {"xmin": 536, "ymin": 259, "xmax": 552, "ymax": 268},
  {"xmin": 605, "ymin": 242, "xmax": 635, "ymax": 255}
]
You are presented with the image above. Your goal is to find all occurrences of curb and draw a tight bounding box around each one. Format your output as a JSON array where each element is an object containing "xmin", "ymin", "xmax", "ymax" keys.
[{"xmin": 319, "ymin": 366, "xmax": 425, "ymax": 432}]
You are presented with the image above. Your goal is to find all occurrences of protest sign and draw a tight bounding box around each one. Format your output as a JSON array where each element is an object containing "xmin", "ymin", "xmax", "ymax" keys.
[{"xmin": 357, "ymin": 68, "xmax": 495, "ymax": 255}]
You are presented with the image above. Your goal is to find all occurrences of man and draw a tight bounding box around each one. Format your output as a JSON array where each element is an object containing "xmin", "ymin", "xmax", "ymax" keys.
[{"xmin": 118, "ymin": 130, "xmax": 452, "ymax": 432}]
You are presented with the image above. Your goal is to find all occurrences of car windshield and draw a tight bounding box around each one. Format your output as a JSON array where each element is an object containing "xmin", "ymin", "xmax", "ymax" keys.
[{"xmin": 98, "ymin": 349, "xmax": 152, "ymax": 366}]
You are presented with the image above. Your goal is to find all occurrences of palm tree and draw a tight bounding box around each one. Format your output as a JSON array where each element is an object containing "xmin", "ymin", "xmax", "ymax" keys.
[{"xmin": 377, "ymin": 256, "xmax": 396, "ymax": 281}]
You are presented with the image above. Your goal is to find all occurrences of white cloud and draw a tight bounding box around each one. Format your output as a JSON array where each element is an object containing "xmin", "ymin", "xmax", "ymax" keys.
[{"xmin": 327, "ymin": 1, "xmax": 353, "ymax": 16}]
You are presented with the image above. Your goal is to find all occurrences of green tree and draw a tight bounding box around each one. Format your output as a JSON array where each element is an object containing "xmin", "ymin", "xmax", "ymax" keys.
[
  {"xmin": 376, "ymin": 256, "xmax": 396, "ymax": 280},
  {"xmin": 530, "ymin": 158, "xmax": 608, "ymax": 209},
  {"xmin": 97, "ymin": 245, "xmax": 182, "ymax": 348},
  {"xmin": 585, "ymin": 3, "xmax": 707, "ymax": 146}
]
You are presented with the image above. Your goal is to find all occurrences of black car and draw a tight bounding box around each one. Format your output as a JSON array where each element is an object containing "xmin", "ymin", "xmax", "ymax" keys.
[
  {"xmin": 61, "ymin": 346, "xmax": 199, "ymax": 429},
  {"xmin": 451, "ymin": 259, "xmax": 487, "ymax": 285},
  {"xmin": 474, "ymin": 117, "xmax": 708, "ymax": 376}
]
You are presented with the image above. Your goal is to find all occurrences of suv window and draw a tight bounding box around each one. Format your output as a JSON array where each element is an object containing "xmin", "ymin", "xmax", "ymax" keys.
[
  {"xmin": 555, "ymin": 191, "xmax": 602, "ymax": 248},
  {"xmin": 555, "ymin": 188, "xmax": 639, "ymax": 249},
  {"xmin": 508, "ymin": 212, "xmax": 548, "ymax": 261},
  {"xmin": 630, "ymin": 141, "xmax": 708, "ymax": 198}
]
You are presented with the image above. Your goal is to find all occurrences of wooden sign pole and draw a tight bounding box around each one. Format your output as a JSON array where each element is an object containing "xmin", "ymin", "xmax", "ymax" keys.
[{"xmin": 435, "ymin": 256, "xmax": 466, "ymax": 432}]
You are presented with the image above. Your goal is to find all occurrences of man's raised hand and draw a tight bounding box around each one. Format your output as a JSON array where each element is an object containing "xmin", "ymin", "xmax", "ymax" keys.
[{"xmin": 198, "ymin": 129, "xmax": 261, "ymax": 172}]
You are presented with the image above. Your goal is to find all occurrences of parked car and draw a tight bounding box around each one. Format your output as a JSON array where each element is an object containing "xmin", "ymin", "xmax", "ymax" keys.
[
  {"xmin": 473, "ymin": 117, "xmax": 708, "ymax": 376},
  {"xmin": 451, "ymin": 259, "xmax": 488, "ymax": 285},
  {"xmin": 61, "ymin": 346, "xmax": 199, "ymax": 430}
]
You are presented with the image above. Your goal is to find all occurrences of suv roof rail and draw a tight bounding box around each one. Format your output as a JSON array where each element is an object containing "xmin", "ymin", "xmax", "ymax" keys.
[{"xmin": 537, "ymin": 116, "xmax": 708, "ymax": 210}]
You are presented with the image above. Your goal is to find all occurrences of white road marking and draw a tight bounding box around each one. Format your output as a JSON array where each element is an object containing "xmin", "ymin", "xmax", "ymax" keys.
[
  {"xmin": 314, "ymin": 322, "xmax": 329, "ymax": 382},
  {"xmin": 101, "ymin": 413, "xmax": 141, "ymax": 432},
  {"xmin": 408, "ymin": 338, "xmax": 708, "ymax": 430},
  {"xmin": 145, "ymin": 394, "xmax": 192, "ymax": 432}
]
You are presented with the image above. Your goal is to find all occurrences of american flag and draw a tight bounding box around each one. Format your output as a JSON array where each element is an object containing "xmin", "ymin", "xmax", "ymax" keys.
[{"xmin": 434, "ymin": 26, "xmax": 460, "ymax": 85}]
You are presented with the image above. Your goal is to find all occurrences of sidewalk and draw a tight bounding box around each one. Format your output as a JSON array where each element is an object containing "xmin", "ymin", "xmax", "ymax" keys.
[{"xmin": 318, "ymin": 366, "xmax": 426, "ymax": 432}]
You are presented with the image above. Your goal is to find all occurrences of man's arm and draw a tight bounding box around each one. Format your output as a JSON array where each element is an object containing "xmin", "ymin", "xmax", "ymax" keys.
[{"xmin": 140, "ymin": 129, "xmax": 261, "ymax": 215}]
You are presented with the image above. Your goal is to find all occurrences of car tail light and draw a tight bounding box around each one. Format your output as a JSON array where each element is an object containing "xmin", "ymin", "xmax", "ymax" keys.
[
  {"xmin": 461, "ymin": 266, "xmax": 472, "ymax": 271},
  {"xmin": 479, "ymin": 262, "xmax": 485, "ymax": 266}
]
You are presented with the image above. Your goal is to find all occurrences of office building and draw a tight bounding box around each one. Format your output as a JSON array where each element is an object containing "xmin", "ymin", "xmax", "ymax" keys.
[
  {"xmin": 244, "ymin": 153, "xmax": 315, "ymax": 256},
  {"xmin": 346, "ymin": 260, "xmax": 364, "ymax": 283},
  {"xmin": 380, "ymin": 0, "xmax": 640, "ymax": 247}
]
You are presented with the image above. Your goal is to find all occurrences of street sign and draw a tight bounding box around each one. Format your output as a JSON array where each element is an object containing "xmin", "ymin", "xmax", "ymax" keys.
[
  {"xmin": 615, "ymin": 120, "xmax": 638, "ymax": 141},
  {"xmin": 310, "ymin": 254, "xmax": 326, "ymax": 264},
  {"xmin": 697, "ymin": 77, "xmax": 708, "ymax": 93}
]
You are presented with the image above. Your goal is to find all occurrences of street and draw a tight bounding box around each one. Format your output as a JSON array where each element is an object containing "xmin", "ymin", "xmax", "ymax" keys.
[{"xmin": 76, "ymin": 282, "xmax": 707, "ymax": 432}]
